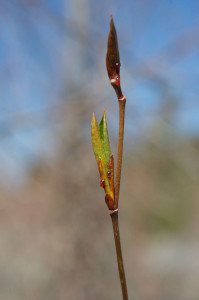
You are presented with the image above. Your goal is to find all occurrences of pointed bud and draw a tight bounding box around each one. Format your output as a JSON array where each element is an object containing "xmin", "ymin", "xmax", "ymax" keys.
[
  {"xmin": 91, "ymin": 112, "xmax": 115, "ymax": 206},
  {"xmin": 106, "ymin": 15, "xmax": 124, "ymax": 100},
  {"xmin": 106, "ymin": 14, "xmax": 120, "ymax": 87}
]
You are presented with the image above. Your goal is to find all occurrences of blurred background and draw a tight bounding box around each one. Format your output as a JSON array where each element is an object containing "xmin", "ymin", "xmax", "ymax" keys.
[{"xmin": 0, "ymin": 0, "xmax": 199, "ymax": 299}]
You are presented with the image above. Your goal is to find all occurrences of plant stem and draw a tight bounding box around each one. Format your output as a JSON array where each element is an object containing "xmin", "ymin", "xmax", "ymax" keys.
[
  {"xmin": 111, "ymin": 211, "xmax": 128, "ymax": 300},
  {"xmin": 110, "ymin": 96, "xmax": 128, "ymax": 299},
  {"xmin": 106, "ymin": 15, "xmax": 127, "ymax": 297},
  {"xmin": 114, "ymin": 97, "xmax": 126, "ymax": 208}
]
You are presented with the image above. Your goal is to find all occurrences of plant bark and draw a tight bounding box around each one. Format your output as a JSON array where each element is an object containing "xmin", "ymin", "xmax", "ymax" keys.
[
  {"xmin": 111, "ymin": 211, "xmax": 128, "ymax": 300},
  {"xmin": 114, "ymin": 98, "xmax": 126, "ymax": 208},
  {"xmin": 110, "ymin": 96, "xmax": 128, "ymax": 300}
]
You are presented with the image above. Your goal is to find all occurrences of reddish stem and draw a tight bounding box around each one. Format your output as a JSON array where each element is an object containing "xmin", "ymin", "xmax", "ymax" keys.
[{"xmin": 111, "ymin": 211, "xmax": 128, "ymax": 300}]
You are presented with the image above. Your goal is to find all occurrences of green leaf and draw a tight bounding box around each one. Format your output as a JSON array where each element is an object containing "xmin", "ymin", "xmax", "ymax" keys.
[
  {"xmin": 99, "ymin": 110, "xmax": 111, "ymax": 170},
  {"xmin": 91, "ymin": 112, "xmax": 114, "ymax": 202},
  {"xmin": 91, "ymin": 112, "xmax": 104, "ymax": 164}
]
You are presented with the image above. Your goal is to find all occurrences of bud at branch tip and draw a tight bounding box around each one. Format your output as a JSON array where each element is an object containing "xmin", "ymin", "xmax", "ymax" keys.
[{"xmin": 106, "ymin": 14, "xmax": 124, "ymax": 100}]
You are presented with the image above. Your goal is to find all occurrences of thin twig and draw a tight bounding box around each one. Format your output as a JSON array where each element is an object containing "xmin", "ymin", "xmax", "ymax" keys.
[
  {"xmin": 114, "ymin": 97, "xmax": 126, "ymax": 208},
  {"xmin": 111, "ymin": 211, "xmax": 128, "ymax": 300},
  {"xmin": 110, "ymin": 95, "xmax": 128, "ymax": 300},
  {"xmin": 106, "ymin": 14, "xmax": 129, "ymax": 300}
]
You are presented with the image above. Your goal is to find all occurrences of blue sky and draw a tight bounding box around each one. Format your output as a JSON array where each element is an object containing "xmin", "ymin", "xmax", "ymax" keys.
[{"xmin": 0, "ymin": 0, "xmax": 199, "ymax": 185}]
